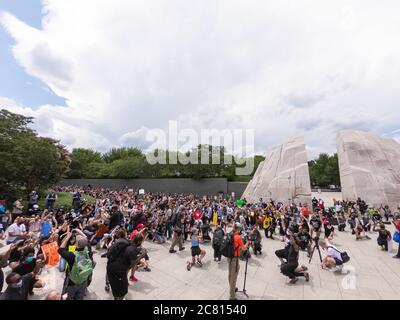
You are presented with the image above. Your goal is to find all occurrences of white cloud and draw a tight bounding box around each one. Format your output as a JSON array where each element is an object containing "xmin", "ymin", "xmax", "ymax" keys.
[{"xmin": 1, "ymin": 0, "xmax": 400, "ymax": 159}]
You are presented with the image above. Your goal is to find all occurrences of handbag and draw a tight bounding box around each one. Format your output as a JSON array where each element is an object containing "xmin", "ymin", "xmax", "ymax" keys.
[{"xmin": 393, "ymin": 231, "xmax": 400, "ymax": 243}]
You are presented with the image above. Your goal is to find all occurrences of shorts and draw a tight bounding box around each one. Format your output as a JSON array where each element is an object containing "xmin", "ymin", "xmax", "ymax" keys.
[
  {"xmin": 191, "ymin": 246, "xmax": 201, "ymax": 257},
  {"xmin": 334, "ymin": 258, "xmax": 343, "ymax": 266}
]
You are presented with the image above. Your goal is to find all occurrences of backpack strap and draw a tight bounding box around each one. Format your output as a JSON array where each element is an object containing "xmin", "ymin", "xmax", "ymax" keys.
[{"xmin": 327, "ymin": 245, "xmax": 342, "ymax": 254}]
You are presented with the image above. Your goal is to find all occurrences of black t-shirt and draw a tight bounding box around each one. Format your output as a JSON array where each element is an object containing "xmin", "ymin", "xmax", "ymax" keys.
[
  {"xmin": 107, "ymin": 243, "xmax": 139, "ymax": 273},
  {"xmin": 310, "ymin": 218, "xmax": 321, "ymax": 229},
  {"xmin": 13, "ymin": 259, "xmax": 36, "ymax": 276}
]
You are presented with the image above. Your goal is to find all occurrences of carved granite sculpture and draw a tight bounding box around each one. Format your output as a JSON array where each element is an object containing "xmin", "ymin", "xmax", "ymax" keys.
[
  {"xmin": 242, "ymin": 137, "xmax": 312, "ymax": 205},
  {"xmin": 337, "ymin": 130, "xmax": 400, "ymax": 211}
]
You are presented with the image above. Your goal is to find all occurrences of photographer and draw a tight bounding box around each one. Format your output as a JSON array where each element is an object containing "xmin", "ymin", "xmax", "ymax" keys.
[
  {"xmin": 169, "ymin": 212, "xmax": 185, "ymax": 253},
  {"xmin": 280, "ymin": 230, "xmax": 310, "ymax": 284},
  {"xmin": 320, "ymin": 239, "xmax": 346, "ymax": 272},
  {"xmin": 227, "ymin": 223, "xmax": 250, "ymax": 300},
  {"xmin": 297, "ymin": 226, "xmax": 312, "ymax": 257}
]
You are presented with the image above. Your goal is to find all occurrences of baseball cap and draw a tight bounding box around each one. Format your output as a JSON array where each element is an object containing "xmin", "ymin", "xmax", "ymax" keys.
[{"xmin": 137, "ymin": 223, "xmax": 145, "ymax": 230}]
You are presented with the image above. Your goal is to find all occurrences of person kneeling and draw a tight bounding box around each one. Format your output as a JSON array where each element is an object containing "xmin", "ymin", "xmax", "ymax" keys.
[
  {"xmin": 187, "ymin": 230, "xmax": 205, "ymax": 271},
  {"xmin": 280, "ymin": 230, "xmax": 309, "ymax": 284}
]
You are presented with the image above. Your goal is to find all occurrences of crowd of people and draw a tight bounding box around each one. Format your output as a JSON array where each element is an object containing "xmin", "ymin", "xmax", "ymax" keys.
[{"xmin": 0, "ymin": 186, "xmax": 399, "ymax": 300}]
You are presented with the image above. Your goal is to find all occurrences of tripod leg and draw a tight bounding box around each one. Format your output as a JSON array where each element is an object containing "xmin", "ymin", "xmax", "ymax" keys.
[{"xmin": 309, "ymin": 245, "xmax": 315, "ymax": 263}]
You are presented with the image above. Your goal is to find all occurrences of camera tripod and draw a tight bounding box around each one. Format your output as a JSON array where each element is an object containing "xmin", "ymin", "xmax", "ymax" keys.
[
  {"xmin": 309, "ymin": 237, "xmax": 323, "ymax": 266},
  {"xmin": 236, "ymin": 252, "xmax": 250, "ymax": 298}
]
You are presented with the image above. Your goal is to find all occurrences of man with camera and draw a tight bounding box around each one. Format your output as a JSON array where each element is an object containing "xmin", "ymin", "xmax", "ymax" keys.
[
  {"xmin": 228, "ymin": 223, "xmax": 250, "ymax": 300},
  {"xmin": 280, "ymin": 229, "xmax": 310, "ymax": 284}
]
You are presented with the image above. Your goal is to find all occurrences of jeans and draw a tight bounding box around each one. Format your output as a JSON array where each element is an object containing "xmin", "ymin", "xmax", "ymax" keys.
[
  {"xmin": 213, "ymin": 245, "xmax": 222, "ymax": 261},
  {"xmin": 59, "ymin": 257, "xmax": 66, "ymax": 272},
  {"xmin": 166, "ymin": 223, "xmax": 173, "ymax": 239}
]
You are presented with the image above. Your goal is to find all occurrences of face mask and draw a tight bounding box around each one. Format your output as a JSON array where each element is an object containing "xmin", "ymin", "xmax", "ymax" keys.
[
  {"xmin": 25, "ymin": 257, "xmax": 34, "ymax": 263},
  {"xmin": 10, "ymin": 280, "xmax": 23, "ymax": 289}
]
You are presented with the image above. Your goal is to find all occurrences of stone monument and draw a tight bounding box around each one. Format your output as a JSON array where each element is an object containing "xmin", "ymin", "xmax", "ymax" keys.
[
  {"xmin": 337, "ymin": 130, "xmax": 400, "ymax": 211},
  {"xmin": 242, "ymin": 136, "xmax": 312, "ymax": 205}
]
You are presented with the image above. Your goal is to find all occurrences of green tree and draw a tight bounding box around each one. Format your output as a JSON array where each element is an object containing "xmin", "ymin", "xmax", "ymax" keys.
[
  {"xmin": 308, "ymin": 153, "xmax": 340, "ymax": 188},
  {"xmin": 67, "ymin": 148, "xmax": 103, "ymax": 178},
  {"xmin": 103, "ymin": 147, "xmax": 143, "ymax": 163},
  {"xmin": 0, "ymin": 109, "xmax": 70, "ymax": 202}
]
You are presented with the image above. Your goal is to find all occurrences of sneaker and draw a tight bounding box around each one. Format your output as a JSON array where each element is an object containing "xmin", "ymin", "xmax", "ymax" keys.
[
  {"xmin": 304, "ymin": 272, "xmax": 310, "ymax": 282},
  {"xmin": 197, "ymin": 260, "xmax": 203, "ymax": 267},
  {"xmin": 330, "ymin": 267, "xmax": 339, "ymax": 272},
  {"xmin": 187, "ymin": 263, "xmax": 192, "ymax": 271},
  {"xmin": 169, "ymin": 249, "xmax": 177, "ymax": 253},
  {"xmin": 289, "ymin": 278, "xmax": 298, "ymax": 284},
  {"xmin": 144, "ymin": 267, "xmax": 151, "ymax": 272},
  {"xmin": 393, "ymin": 255, "xmax": 400, "ymax": 259},
  {"xmin": 105, "ymin": 285, "xmax": 110, "ymax": 292},
  {"xmin": 179, "ymin": 247, "xmax": 185, "ymax": 251},
  {"xmin": 129, "ymin": 275, "xmax": 138, "ymax": 282}
]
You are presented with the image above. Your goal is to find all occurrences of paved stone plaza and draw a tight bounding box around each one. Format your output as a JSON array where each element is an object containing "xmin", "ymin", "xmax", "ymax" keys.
[{"xmin": 7, "ymin": 220, "xmax": 398, "ymax": 300}]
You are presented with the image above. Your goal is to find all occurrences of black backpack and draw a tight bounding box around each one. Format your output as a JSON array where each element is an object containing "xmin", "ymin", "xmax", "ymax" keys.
[
  {"xmin": 107, "ymin": 239, "xmax": 131, "ymax": 263},
  {"xmin": 220, "ymin": 233, "xmax": 235, "ymax": 258}
]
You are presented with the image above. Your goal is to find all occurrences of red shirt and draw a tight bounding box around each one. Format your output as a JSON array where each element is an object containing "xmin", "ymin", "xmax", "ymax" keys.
[{"xmin": 233, "ymin": 233, "xmax": 245, "ymax": 257}]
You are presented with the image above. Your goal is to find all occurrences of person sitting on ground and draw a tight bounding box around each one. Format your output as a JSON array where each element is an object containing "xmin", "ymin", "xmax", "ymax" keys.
[
  {"xmin": 373, "ymin": 223, "xmax": 391, "ymax": 251},
  {"xmin": 187, "ymin": 229, "xmax": 206, "ymax": 271},
  {"xmin": 0, "ymin": 272, "xmax": 38, "ymax": 300},
  {"xmin": 9, "ymin": 246, "xmax": 46, "ymax": 294},
  {"xmin": 6, "ymin": 217, "xmax": 28, "ymax": 245}
]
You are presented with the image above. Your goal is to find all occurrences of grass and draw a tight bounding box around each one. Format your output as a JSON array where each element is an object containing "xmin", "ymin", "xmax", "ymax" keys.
[{"xmin": 22, "ymin": 192, "xmax": 96, "ymax": 212}]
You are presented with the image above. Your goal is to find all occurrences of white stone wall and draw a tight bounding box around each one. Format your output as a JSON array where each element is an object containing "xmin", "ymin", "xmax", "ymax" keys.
[
  {"xmin": 242, "ymin": 136, "xmax": 312, "ymax": 205},
  {"xmin": 337, "ymin": 130, "xmax": 400, "ymax": 211}
]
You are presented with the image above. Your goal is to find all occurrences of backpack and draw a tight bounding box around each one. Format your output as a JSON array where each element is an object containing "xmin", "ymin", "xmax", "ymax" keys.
[
  {"xmin": 220, "ymin": 233, "xmax": 235, "ymax": 258},
  {"xmin": 329, "ymin": 246, "xmax": 350, "ymax": 263},
  {"xmin": 107, "ymin": 239, "xmax": 131, "ymax": 263},
  {"xmin": 69, "ymin": 248, "xmax": 93, "ymax": 285},
  {"xmin": 169, "ymin": 212, "xmax": 178, "ymax": 226}
]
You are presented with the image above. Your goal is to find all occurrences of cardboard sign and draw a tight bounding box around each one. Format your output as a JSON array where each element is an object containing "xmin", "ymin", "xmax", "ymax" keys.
[
  {"xmin": 139, "ymin": 189, "xmax": 145, "ymax": 195},
  {"xmin": 41, "ymin": 241, "xmax": 60, "ymax": 267}
]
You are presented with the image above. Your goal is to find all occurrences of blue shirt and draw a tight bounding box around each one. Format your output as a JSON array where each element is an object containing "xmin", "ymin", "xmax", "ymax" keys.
[
  {"xmin": 191, "ymin": 235, "xmax": 199, "ymax": 248},
  {"xmin": 41, "ymin": 221, "xmax": 52, "ymax": 237}
]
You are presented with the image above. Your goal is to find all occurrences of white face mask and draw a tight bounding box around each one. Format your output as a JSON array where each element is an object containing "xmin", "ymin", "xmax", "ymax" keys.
[{"xmin": 10, "ymin": 280, "xmax": 23, "ymax": 289}]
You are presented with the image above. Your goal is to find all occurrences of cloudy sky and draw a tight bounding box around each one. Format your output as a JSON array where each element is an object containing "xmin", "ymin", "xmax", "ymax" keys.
[{"xmin": 1, "ymin": 0, "xmax": 400, "ymax": 158}]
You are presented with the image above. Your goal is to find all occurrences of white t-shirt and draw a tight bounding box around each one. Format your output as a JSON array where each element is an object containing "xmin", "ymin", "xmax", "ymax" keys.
[
  {"xmin": 6, "ymin": 223, "xmax": 26, "ymax": 242},
  {"xmin": 327, "ymin": 245, "xmax": 342, "ymax": 261}
]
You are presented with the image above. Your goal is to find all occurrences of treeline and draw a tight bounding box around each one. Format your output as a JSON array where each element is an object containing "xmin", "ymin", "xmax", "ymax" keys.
[
  {"xmin": 67, "ymin": 146, "xmax": 265, "ymax": 180},
  {"xmin": 308, "ymin": 153, "xmax": 340, "ymax": 188}
]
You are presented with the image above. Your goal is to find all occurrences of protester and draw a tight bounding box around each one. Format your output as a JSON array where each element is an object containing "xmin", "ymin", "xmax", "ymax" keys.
[{"xmin": 58, "ymin": 232, "xmax": 94, "ymax": 300}]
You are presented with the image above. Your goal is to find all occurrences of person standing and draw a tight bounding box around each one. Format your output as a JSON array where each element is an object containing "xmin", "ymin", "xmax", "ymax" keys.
[
  {"xmin": 58, "ymin": 233, "xmax": 94, "ymax": 300},
  {"xmin": 169, "ymin": 212, "xmax": 185, "ymax": 253},
  {"xmin": 212, "ymin": 225, "xmax": 224, "ymax": 262},
  {"xmin": 12, "ymin": 199, "xmax": 24, "ymax": 222},
  {"xmin": 228, "ymin": 223, "xmax": 250, "ymax": 300},
  {"xmin": 106, "ymin": 229, "xmax": 137, "ymax": 300},
  {"xmin": 45, "ymin": 191, "xmax": 58, "ymax": 211},
  {"xmin": 28, "ymin": 191, "xmax": 39, "ymax": 214}
]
